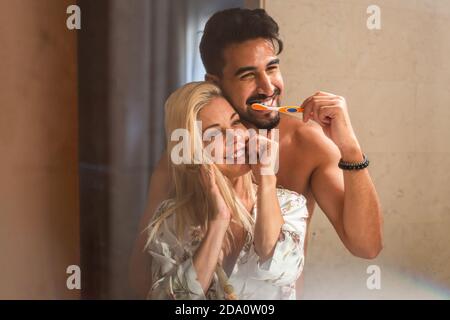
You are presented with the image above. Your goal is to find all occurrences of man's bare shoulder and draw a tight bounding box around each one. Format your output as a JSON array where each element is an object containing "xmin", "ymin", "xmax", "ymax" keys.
[{"xmin": 279, "ymin": 114, "xmax": 339, "ymax": 161}]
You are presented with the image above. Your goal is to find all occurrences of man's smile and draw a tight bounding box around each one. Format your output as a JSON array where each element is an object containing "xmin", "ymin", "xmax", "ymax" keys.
[{"xmin": 246, "ymin": 88, "xmax": 281, "ymax": 110}]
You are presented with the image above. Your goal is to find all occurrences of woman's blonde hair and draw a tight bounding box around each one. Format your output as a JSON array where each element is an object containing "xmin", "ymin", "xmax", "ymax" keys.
[{"xmin": 145, "ymin": 82, "xmax": 255, "ymax": 252}]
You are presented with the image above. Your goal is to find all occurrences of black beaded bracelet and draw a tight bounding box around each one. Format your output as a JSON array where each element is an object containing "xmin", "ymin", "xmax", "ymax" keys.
[{"xmin": 338, "ymin": 154, "xmax": 369, "ymax": 170}]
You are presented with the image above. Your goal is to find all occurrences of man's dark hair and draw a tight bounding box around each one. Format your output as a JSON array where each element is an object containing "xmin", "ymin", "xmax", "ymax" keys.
[{"xmin": 199, "ymin": 8, "xmax": 283, "ymax": 77}]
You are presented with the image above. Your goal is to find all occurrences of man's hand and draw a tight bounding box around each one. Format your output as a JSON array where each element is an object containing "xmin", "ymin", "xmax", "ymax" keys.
[{"xmin": 301, "ymin": 91, "xmax": 362, "ymax": 161}]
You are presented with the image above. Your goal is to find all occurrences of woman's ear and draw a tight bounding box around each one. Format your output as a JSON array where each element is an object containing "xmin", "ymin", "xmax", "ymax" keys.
[{"xmin": 205, "ymin": 73, "xmax": 220, "ymax": 85}]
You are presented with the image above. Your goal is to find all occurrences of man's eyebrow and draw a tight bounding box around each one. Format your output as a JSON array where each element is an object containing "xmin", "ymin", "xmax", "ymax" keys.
[
  {"xmin": 234, "ymin": 59, "xmax": 280, "ymax": 77},
  {"xmin": 234, "ymin": 66, "xmax": 257, "ymax": 77},
  {"xmin": 267, "ymin": 58, "xmax": 280, "ymax": 67}
]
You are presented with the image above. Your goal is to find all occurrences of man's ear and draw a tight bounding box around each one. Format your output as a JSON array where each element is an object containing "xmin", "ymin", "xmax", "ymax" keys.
[{"xmin": 205, "ymin": 73, "xmax": 220, "ymax": 85}]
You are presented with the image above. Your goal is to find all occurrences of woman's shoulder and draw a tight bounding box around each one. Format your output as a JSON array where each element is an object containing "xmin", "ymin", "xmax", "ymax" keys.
[
  {"xmin": 150, "ymin": 199, "xmax": 202, "ymax": 249},
  {"xmin": 151, "ymin": 198, "xmax": 177, "ymax": 225},
  {"xmin": 275, "ymin": 187, "xmax": 308, "ymax": 218},
  {"xmin": 275, "ymin": 187, "xmax": 307, "ymax": 204},
  {"xmin": 154, "ymin": 198, "xmax": 176, "ymax": 215}
]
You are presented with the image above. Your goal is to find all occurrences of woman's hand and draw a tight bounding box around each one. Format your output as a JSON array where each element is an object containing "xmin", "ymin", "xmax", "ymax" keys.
[
  {"xmin": 248, "ymin": 133, "xmax": 283, "ymax": 261},
  {"xmin": 199, "ymin": 166, "xmax": 231, "ymax": 226},
  {"xmin": 189, "ymin": 165, "xmax": 232, "ymax": 294},
  {"xmin": 248, "ymin": 133, "xmax": 279, "ymax": 186}
]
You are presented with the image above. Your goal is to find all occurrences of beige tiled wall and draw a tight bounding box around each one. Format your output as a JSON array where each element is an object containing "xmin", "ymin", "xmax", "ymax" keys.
[{"xmin": 265, "ymin": 0, "xmax": 450, "ymax": 299}]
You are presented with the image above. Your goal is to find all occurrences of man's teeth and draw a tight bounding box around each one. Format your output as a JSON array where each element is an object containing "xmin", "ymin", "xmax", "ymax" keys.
[{"xmin": 258, "ymin": 97, "xmax": 276, "ymax": 108}]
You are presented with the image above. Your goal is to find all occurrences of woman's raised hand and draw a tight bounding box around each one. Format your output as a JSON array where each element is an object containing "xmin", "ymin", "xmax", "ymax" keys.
[
  {"xmin": 199, "ymin": 165, "xmax": 231, "ymax": 226},
  {"xmin": 248, "ymin": 133, "xmax": 279, "ymax": 185}
]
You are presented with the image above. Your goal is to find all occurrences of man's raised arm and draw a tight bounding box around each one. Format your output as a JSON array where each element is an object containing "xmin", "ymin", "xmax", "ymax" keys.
[
  {"xmin": 309, "ymin": 134, "xmax": 383, "ymax": 259},
  {"xmin": 301, "ymin": 91, "xmax": 383, "ymax": 259}
]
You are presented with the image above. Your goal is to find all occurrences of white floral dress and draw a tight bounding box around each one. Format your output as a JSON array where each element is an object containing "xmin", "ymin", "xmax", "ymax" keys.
[{"xmin": 146, "ymin": 188, "xmax": 308, "ymax": 300}]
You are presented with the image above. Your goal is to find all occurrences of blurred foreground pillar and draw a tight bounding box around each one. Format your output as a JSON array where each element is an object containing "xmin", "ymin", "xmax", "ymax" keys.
[{"xmin": 0, "ymin": 0, "xmax": 80, "ymax": 299}]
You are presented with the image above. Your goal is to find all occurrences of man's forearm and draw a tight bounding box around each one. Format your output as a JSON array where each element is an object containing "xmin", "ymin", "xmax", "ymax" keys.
[{"xmin": 341, "ymin": 148, "xmax": 383, "ymax": 259}]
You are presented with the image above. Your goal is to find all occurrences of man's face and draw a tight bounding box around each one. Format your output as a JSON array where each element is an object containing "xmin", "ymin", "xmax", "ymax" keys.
[{"xmin": 215, "ymin": 38, "xmax": 284, "ymax": 130}]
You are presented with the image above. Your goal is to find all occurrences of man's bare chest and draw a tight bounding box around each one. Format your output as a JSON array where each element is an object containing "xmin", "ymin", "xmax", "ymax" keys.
[{"xmin": 277, "ymin": 147, "xmax": 317, "ymax": 216}]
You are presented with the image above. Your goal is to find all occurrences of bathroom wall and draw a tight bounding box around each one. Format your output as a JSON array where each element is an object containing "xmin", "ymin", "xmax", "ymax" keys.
[{"xmin": 265, "ymin": 0, "xmax": 450, "ymax": 299}]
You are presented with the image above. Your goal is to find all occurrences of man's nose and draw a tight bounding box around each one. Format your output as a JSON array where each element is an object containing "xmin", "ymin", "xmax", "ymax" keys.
[{"xmin": 256, "ymin": 73, "xmax": 275, "ymax": 97}]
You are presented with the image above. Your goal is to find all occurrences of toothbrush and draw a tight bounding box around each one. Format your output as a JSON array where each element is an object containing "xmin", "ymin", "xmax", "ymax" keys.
[{"xmin": 251, "ymin": 103, "xmax": 304, "ymax": 113}]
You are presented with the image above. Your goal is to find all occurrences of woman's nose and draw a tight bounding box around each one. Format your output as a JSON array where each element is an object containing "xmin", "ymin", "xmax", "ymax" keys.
[
  {"xmin": 236, "ymin": 130, "xmax": 249, "ymax": 150},
  {"xmin": 225, "ymin": 129, "xmax": 248, "ymax": 149}
]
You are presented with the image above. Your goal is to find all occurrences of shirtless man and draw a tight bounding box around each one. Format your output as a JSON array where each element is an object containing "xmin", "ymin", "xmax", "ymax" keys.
[{"xmin": 129, "ymin": 8, "xmax": 383, "ymax": 298}]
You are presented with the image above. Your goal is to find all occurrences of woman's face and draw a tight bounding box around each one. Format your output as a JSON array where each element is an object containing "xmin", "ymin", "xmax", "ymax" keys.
[{"xmin": 197, "ymin": 97, "xmax": 250, "ymax": 179}]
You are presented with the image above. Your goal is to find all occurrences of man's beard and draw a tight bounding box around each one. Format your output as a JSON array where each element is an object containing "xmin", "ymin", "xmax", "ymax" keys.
[
  {"xmin": 241, "ymin": 88, "xmax": 281, "ymax": 130},
  {"xmin": 239, "ymin": 107, "xmax": 281, "ymax": 130}
]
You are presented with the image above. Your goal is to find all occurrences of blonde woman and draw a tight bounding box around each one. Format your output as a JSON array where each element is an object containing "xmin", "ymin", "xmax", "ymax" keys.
[{"xmin": 145, "ymin": 82, "xmax": 308, "ymax": 300}]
